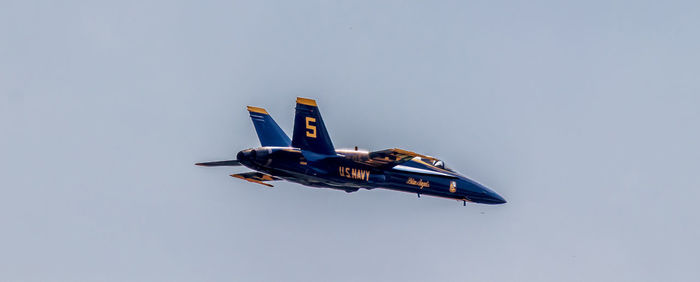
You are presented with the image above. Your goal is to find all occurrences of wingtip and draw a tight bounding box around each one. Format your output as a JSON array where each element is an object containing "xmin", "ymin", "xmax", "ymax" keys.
[
  {"xmin": 296, "ymin": 97, "xmax": 317, "ymax": 106},
  {"xmin": 247, "ymin": 106, "xmax": 269, "ymax": 114}
]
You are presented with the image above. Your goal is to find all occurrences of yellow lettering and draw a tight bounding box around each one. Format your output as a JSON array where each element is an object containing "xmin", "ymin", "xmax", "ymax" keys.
[
  {"xmin": 305, "ymin": 117, "xmax": 317, "ymax": 138},
  {"xmin": 406, "ymin": 178, "xmax": 429, "ymax": 189},
  {"xmin": 338, "ymin": 167, "xmax": 371, "ymax": 182}
]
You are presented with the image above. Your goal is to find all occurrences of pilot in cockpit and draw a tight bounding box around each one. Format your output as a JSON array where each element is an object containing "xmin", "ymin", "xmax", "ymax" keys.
[{"xmin": 431, "ymin": 159, "xmax": 452, "ymax": 171}]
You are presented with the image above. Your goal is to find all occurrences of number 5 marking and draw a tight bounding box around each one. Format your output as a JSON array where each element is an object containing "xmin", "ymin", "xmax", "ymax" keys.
[{"xmin": 305, "ymin": 117, "xmax": 317, "ymax": 138}]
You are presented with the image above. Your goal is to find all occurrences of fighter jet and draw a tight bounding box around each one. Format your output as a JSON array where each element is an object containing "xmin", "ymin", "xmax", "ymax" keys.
[{"xmin": 196, "ymin": 97, "xmax": 506, "ymax": 205}]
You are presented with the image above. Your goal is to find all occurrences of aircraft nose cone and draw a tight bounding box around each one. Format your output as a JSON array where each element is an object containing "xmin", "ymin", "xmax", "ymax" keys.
[
  {"xmin": 462, "ymin": 179, "xmax": 507, "ymax": 204},
  {"xmin": 473, "ymin": 185, "xmax": 506, "ymax": 204},
  {"xmin": 487, "ymin": 191, "xmax": 507, "ymax": 204}
]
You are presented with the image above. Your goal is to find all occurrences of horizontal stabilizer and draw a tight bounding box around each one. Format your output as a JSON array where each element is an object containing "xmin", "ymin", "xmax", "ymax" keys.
[
  {"xmin": 195, "ymin": 160, "xmax": 241, "ymax": 167},
  {"xmin": 231, "ymin": 172, "xmax": 280, "ymax": 187}
]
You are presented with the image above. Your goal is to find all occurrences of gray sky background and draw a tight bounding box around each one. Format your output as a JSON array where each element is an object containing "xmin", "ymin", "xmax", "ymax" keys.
[{"xmin": 1, "ymin": 1, "xmax": 699, "ymax": 281}]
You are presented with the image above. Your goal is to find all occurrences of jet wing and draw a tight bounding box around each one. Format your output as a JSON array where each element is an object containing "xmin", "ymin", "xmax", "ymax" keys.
[
  {"xmin": 230, "ymin": 172, "xmax": 280, "ymax": 187},
  {"xmin": 361, "ymin": 148, "xmax": 439, "ymax": 168}
]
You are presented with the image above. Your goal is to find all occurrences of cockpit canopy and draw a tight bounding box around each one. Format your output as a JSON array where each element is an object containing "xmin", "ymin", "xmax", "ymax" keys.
[
  {"xmin": 421, "ymin": 157, "xmax": 452, "ymax": 171},
  {"xmin": 412, "ymin": 156, "xmax": 451, "ymax": 170},
  {"xmin": 432, "ymin": 160, "xmax": 446, "ymax": 169}
]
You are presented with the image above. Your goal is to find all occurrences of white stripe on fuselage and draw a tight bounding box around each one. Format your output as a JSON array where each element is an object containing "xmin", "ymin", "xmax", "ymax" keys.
[{"xmin": 392, "ymin": 165, "xmax": 453, "ymax": 177}]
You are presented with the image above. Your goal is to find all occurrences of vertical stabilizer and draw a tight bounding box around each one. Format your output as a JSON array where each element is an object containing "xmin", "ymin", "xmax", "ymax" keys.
[
  {"xmin": 247, "ymin": 106, "xmax": 291, "ymax": 147},
  {"xmin": 291, "ymin": 97, "xmax": 335, "ymax": 155}
]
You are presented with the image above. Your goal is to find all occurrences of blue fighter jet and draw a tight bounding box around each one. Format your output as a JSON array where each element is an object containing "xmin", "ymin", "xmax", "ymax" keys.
[{"xmin": 196, "ymin": 97, "xmax": 506, "ymax": 205}]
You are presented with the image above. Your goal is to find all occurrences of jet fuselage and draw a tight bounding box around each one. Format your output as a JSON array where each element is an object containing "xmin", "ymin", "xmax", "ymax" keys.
[{"xmin": 236, "ymin": 147, "xmax": 506, "ymax": 204}]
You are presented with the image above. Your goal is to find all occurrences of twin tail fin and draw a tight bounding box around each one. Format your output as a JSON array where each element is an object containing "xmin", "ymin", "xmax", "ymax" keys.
[
  {"xmin": 247, "ymin": 106, "xmax": 291, "ymax": 147},
  {"xmin": 291, "ymin": 97, "xmax": 336, "ymax": 156}
]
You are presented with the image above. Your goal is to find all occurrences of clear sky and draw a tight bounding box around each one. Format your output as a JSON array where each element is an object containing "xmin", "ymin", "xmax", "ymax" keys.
[{"xmin": 1, "ymin": 1, "xmax": 699, "ymax": 281}]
